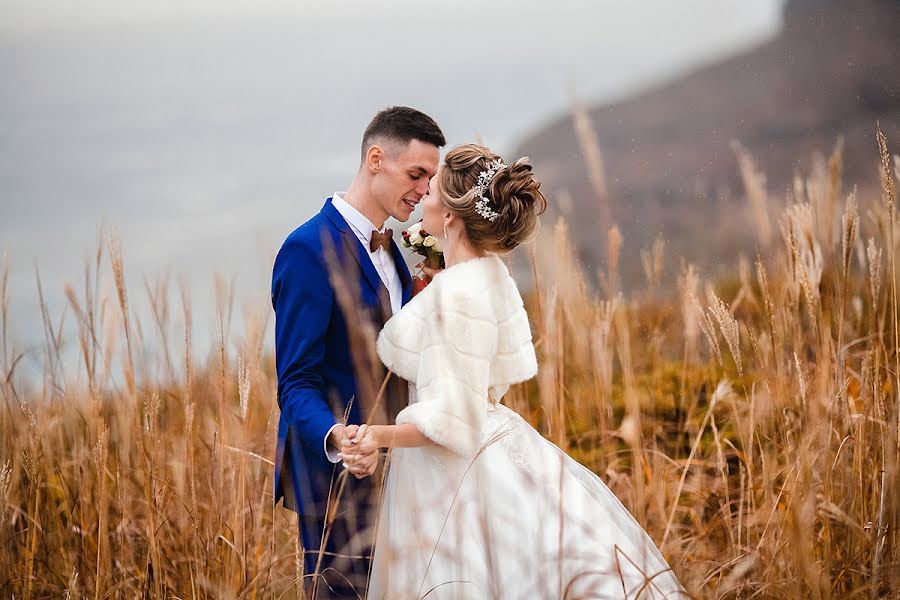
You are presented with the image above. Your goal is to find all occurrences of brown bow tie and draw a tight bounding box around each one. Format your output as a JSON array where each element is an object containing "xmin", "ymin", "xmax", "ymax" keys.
[{"xmin": 370, "ymin": 228, "xmax": 393, "ymax": 253}]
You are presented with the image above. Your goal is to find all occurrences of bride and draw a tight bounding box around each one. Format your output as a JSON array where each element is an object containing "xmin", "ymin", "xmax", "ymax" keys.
[{"xmin": 340, "ymin": 144, "xmax": 687, "ymax": 599}]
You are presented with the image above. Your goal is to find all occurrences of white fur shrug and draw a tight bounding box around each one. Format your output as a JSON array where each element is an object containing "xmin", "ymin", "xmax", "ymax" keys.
[{"xmin": 376, "ymin": 255, "xmax": 538, "ymax": 457}]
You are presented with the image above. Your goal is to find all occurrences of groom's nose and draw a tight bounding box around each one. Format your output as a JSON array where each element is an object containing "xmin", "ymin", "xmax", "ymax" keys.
[{"xmin": 413, "ymin": 178, "xmax": 429, "ymax": 198}]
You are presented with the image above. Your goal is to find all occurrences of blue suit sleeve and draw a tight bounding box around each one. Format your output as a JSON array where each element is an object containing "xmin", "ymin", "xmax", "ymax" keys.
[{"xmin": 272, "ymin": 236, "xmax": 338, "ymax": 464}]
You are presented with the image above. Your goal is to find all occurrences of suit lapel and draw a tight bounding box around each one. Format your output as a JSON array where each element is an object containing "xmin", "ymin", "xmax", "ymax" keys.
[
  {"xmin": 322, "ymin": 199, "xmax": 386, "ymax": 300},
  {"xmin": 390, "ymin": 239, "xmax": 414, "ymax": 305},
  {"xmin": 341, "ymin": 231, "xmax": 386, "ymax": 301}
]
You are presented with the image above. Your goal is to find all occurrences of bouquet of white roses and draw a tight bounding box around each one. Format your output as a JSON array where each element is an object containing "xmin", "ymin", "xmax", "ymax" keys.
[{"xmin": 401, "ymin": 220, "xmax": 445, "ymax": 294}]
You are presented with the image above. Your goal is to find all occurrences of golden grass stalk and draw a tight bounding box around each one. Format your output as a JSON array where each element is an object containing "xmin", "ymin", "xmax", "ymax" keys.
[
  {"xmin": 109, "ymin": 230, "xmax": 137, "ymax": 401},
  {"xmin": 731, "ymin": 140, "xmax": 772, "ymax": 246},
  {"xmin": 836, "ymin": 190, "xmax": 859, "ymax": 408},
  {"xmin": 691, "ymin": 291, "xmax": 723, "ymax": 366},
  {"xmin": 93, "ymin": 425, "xmax": 109, "ymax": 600},
  {"xmin": 571, "ymin": 95, "xmax": 611, "ymax": 231},
  {"xmin": 0, "ymin": 460, "xmax": 10, "ymax": 524},
  {"xmin": 590, "ymin": 295, "xmax": 618, "ymax": 444},
  {"xmin": 605, "ymin": 225, "xmax": 623, "ymax": 298},
  {"xmin": 641, "ymin": 236, "xmax": 665, "ymax": 291},
  {"xmin": 679, "ymin": 264, "xmax": 699, "ymax": 364},
  {"xmin": 867, "ymin": 238, "xmax": 883, "ymax": 308},
  {"xmin": 708, "ymin": 294, "xmax": 743, "ymax": 378},
  {"xmin": 874, "ymin": 122, "xmax": 899, "ymax": 596}
]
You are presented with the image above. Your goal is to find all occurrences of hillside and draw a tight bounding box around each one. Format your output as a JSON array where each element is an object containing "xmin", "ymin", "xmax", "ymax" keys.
[{"xmin": 514, "ymin": 0, "xmax": 900, "ymax": 286}]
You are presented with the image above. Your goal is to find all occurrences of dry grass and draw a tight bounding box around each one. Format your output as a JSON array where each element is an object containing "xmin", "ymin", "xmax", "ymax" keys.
[{"xmin": 1, "ymin": 127, "xmax": 899, "ymax": 598}]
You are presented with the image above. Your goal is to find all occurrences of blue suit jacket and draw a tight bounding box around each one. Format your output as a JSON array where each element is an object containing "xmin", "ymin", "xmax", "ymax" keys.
[{"xmin": 271, "ymin": 198, "xmax": 413, "ymax": 516}]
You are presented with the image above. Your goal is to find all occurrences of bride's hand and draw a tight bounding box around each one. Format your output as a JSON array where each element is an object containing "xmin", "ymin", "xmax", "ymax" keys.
[
  {"xmin": 416, "ymin": 262, "xmax": 442, "ymax": 282},
  {"xmin": 339, "ymin": 424, "xmax": 378, "ymax": 478},
  {"xmin": 342, "ymin": 424, "xmax": 360, "ymax": 442}
]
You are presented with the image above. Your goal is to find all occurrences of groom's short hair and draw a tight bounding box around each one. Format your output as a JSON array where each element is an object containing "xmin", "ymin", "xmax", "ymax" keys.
[{"xmin": 361, "ymin": 106, "xmax": 445, "ymax": 161}]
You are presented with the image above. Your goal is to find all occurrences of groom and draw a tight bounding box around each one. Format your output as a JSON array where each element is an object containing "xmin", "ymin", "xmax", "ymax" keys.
[{"xmin": 271, "ymin": 106, "xmax": 444, "ymax": 597}]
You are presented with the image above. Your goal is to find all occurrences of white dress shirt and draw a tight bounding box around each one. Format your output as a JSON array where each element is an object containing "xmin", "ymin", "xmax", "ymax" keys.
[
  {"xmin": 323, "ymin": 193, "xmax": 404, "ymax": 462},
  {"xmin": 332, "ymin": 193, "xmax": 403, "ymax": 314}
]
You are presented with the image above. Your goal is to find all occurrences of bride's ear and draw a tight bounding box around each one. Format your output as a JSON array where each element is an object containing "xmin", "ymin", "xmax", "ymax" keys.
[{"xmin": 444, "ymin": 212, "xmax": 457, "ymax": 228}]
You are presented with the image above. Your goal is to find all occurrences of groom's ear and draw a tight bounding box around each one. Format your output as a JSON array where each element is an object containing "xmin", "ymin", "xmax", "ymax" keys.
[{"xmin": 365, "ymin": 145, "xmax": 384, "ymax": 173}]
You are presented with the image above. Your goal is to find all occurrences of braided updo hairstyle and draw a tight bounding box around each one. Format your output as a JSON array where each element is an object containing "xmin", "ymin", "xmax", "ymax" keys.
[{"xmin": 437, "ymin": 144, "xmax": 547, "ymax": 253}]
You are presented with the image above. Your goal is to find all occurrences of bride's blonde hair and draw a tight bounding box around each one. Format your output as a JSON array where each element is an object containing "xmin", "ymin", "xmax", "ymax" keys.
[{"xmin": 437, "ymin": 144, "xmax": 547, "ymax": 253}]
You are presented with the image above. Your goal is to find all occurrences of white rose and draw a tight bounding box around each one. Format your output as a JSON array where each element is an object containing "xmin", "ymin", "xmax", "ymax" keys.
[
  {"xmin": 409, "ymin": 232, "xmax": 423, "ymax": 246},
  {"xmin": 423, "ymin": 235, "xmax": 437, "ymax": 248},
  {"xmin": 431, "ymin": 236, "xmax": 443, "ymax": 253},
  {"xmin": 406, "ymin": 222, "xmax": 422, "ymax": 236}
]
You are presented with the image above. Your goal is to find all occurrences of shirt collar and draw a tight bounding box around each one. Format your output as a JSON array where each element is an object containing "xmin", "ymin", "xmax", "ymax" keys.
[{"xmin": 332, "ymin": 192, "xmax": 386, "ymax": 242}]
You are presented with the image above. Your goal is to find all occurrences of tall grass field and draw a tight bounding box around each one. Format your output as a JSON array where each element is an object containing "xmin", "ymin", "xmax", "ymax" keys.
[{"xmin": 1, "ymin": 126, "xmax": 898, "ymax": 598}]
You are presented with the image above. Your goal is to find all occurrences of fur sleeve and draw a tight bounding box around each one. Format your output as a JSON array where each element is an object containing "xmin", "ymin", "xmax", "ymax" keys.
[{"xmin": 394, "ymin": 287, "xmax": 497, "ymax": 457}]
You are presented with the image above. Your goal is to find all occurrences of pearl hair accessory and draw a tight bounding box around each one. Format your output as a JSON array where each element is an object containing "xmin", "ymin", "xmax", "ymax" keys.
[{"xmin": 472, "ymin": 159, "xmax": 505, "ymax": 222}]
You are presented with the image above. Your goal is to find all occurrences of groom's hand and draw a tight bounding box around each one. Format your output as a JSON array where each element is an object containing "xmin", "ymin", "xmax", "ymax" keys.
[
  {"xmin": 327, "ymin": 424, "xmax": 347, "ymax": 456},
  {"xmin": 339, "ymin": 425, "xmax": 378, "ymax": 479}
]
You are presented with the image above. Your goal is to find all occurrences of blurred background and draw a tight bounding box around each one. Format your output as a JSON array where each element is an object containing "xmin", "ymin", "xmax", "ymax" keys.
[{"xmin": 1, "ymin": 0, "xmax": 898, "ymax": 373}]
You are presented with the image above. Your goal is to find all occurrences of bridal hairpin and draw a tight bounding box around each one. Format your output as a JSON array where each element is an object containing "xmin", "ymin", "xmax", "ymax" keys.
[{"xmin": 472, "ymin": 159, "xmax": 505, "ymax": 222}]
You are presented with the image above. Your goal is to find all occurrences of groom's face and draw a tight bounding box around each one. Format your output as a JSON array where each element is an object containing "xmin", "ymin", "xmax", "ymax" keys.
[{"xmin": 373, "ymin": 139, "xmax": 439, "ymax": 223}]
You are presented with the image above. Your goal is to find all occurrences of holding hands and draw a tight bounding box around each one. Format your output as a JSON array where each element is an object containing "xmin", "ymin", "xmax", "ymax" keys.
[
  {"xmin": 329, "ymin": 420, "xmax": 432, "ymax": 479},
  {"xmin": 337, "ymin": 424, "xmax": 379, "ymax": 479}
]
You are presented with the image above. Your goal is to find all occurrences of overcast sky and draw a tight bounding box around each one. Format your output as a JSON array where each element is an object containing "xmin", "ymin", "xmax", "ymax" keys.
[{"xmin": 0, "ymin": 0, "xmax": 784, "ymax": 377}]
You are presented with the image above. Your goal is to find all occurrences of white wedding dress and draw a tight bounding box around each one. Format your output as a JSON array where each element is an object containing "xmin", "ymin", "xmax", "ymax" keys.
[{"xmin": 369, "ymin": 256, "xmax": 686, "ymax": 600}]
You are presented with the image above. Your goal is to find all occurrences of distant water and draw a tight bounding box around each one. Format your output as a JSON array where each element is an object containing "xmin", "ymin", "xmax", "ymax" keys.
[{"xmin": 0, "ymin": 0, "xmax": 782, "ymax": 381}]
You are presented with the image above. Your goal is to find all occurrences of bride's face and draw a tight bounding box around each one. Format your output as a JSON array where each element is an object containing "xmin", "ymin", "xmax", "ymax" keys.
[{"xmin": 420, "ymin": 170, "xmax": 444, "ymax": 238}]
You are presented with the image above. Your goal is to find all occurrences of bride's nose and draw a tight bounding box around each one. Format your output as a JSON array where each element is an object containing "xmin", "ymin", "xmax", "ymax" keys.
[{"xmin": 414, "ymin": 178, "xmax": 429, "ymax": 198}]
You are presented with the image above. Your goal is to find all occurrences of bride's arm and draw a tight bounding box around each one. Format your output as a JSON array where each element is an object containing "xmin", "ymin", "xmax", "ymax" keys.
[
  {"xmin": 340, "ymin": 424, "xmax": 436, "ymax": 459},
  {"xmin": 369, "ymin": 423, "xmax": 436, "ymax": 449}
]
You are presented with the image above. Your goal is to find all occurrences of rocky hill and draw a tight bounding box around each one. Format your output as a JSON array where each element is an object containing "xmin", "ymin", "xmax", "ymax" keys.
[{"xmin": 514, "ymin": 0, "xmax": 900, "ymax": 287}]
